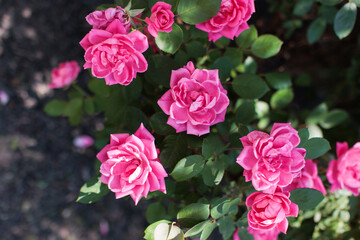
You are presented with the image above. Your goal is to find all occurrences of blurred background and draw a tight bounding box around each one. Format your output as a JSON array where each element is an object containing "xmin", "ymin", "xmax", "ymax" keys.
[{"xmin": 0, "ymin": 0, "xmax": 359, "ymax": 239}]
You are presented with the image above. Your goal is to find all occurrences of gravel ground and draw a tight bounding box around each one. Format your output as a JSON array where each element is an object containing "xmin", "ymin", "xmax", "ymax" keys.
[{"xmin": 0, "ymin": 0, "xmax": 147, "ymax": 239}]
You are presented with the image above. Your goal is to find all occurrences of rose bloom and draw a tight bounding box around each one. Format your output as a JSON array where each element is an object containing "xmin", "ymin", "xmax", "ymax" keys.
[
  {"xmin": 48, "ymin": 61, "xmax": 80, "ymax": 89},
  {"xmin": 237, "ymin": 123, "xmax": 306, "ymax": 193},
  {"xmin": 246, "ymin": 189, "xmax": 298, "ymax": 234},
  {"xmin": 233, "ymin": 228, "xmax": 280, "ymax": 240},
  {"xmin": 80, "ymin": 19, "xmax": 148, "ymax": 86},
  {"xmin": 145, "ymin": 2, "xmax": 174, "ymax": 38},
  {"xmin": 196, "ymin": 0, "xmax": 255, "ymax": 42},
  {"xmin": 327, "ymin": 142, "xmax": 360, "ymax": 196},
  {"xmin": 157, "ymin": 62, "xmax": 230, "ymax": 136},
  {"xmin": 283, "ymin": 159, "xmax": 326, "ymax": 195},
  {"xmin": 97, "ymin": 124, "xmax": 167, "ymax": 205},
  {"xmin": 86, "ymin": 6, "xmax": 131, "ymax": 32}
]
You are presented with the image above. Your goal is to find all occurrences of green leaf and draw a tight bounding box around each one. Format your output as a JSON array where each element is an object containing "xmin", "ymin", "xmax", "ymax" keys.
[
  {"xmin": 290, "ymin": 188, "xmax": 325, "ymax": 210},
  {"xmin": 202, "ymin": 156, "xmax": 226, "ymax": 186},
  {"xmin": 185, "ymin": 41, "xmax": 206, "ymax": 59},
  {"xmin": 270, "ymin": 88, "xmax": 294, "ymax": 109},
  {"xmin": 211, "ymin": 198, "xmax": 240, "ymax": 219},
  {"xmin": 170, "ymin": 155, "xmax": 205, "ymax": 182},
  {"xmin": 321, "ymin": 5, "xmax": 338, "ymax": 23},
  {"xmin": 64, "ymin": 98, "xmax": 83, "ymax": 125},
  {"xmin": 303, "ymin": 137, "xmax": 331, "ymax": 159},
  {"xmin": 155, "ymin": 24, "xmax": 183, "ymax": 54},
  {"xmin": 224, "ymin": 48, "xmax": 243, "ymax": 68},
  {"xmin": 184, "ymin": 220, "xmax": 209, "ymax": 237},
  {"xmin": 124, "ymin": 106, "xmax": 149, "ymax": 132},
  {"xmin": 177, "ymin": 203, "xmax": 210, "ymax": 227},
  {"xmin": 307, "ymin": 17, "xmax": 327, "ymax": 44},
  {"xmin": 236, "ymin": 25, "xmax": 258, "ymax": 48},
  {"xmin": 96, "ymin": 4, "xmax": 115, "ymax": 10},
  {"xmin": 210, "ymin": 57, "xmax": 232, "ymax": 81},
  {"xmin": 123, "ymin": 77, "xmax": 143, "ymax": 102},
  {"xmin": 146, "ymin": 202, "xmax": 167, "ymax": 224},
  {"xmin": 177, "ymin": 0, "xmax": 222, "ymax": 25},
  {"xmin": 238, "ymin": 228, "xmax": 254, "ymax": 240},
  {"xmin": 160, "ymin": 135, "xmax": 190, "ymax": 168},
  {"xmin": 145, "ymin": 55, "xmax": 179, "ymax": 87},
  {"xmin": 306, "ymin": 103, "xmax": 328, "ymax": 124},
  {"xmin": 334, "ymin": 3, "xmax": 357, "ymax": 39},
  {"xmin": 235, "ymin": 100, "xmax": 256, "ymax": 124},
  {"xmin": 44, "ymin": 100, "xmax": 67, "ymax": 116},
  {"xmin": 219, "ymin": 216, "xmax": 235, "ymax": 240},
  {"xmin": 200, "ymin": 221, "xmax": 217, "ymax": 240},
  {"xmin": 76, "ymin": 176, "xmax": 110, "ymax": 204},
  {"xmin": 317, "ymin": 0, "xmax": 342, "ymax": 6},
  {"xmin": 319, "ymin": 109, "xmax": 348, "ymax": 129},
  {"xmin": 233, "ymin": 73, "xmax": 269, "ymax": 99},
  {"xmin": 251, "ymin": 35, "xmax": 283, "ymax": 58},
  {"xmin": 297, "ymin": 128, "xmax": 310, "ymax": 148},
  {"xmin": 202, "ymin": 135, "xmax": 227, "ymax": 159},
  {"xmin": 265, "ymin": 72, "xmax": 292, "ymax": 89},
  {"xmin": 353, "ymin": 0, "xmax": 360, "ymax": 7},
  {"xmin": 243, "ymin": 56, "xmax": 257, "ymax": 74},
  {"xmin": 293, "ymin": 0, "xmax": 314, "ymax": 16},
  {"xmin": 88, "ymin": 78, "xmax": 109, "ymax": 96},
  {"xmin": 150, "ymin": 112, "xmax": 176, "ymax": 135},
  {"xmin": 84, "ymin": 98, "xmax": 95, "ymax": 115},
  {"xmin": 144, "ymin": 220, "xmax": 172, "ymax": 240}
]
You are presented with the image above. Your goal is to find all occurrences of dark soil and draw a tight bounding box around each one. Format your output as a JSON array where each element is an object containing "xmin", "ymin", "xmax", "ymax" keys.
[{"xmin": 0, "ymin": 0, "xmax": 147, "ymax": 239}]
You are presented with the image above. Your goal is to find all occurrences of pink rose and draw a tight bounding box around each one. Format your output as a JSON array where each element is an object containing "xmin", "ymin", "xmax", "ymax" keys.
[
  {"xmin": 48, "ymin": 61, "xmax": 80, "ymax": 89},
  {"xmin": 283, "ymin": 159, "xmax": 326, "ymax": 195},
  {"xmin": 233, "ymin": 227, "xmax": 280, "ymax": 240},
  {"xmin": 196, "ymin": 0, "xmax": 255, "ymax": 42},
  {"xmin": 327, "ymin": 142, "xmax": 360, "ymax": 196},
  {"xmin": 97, "ymin": 124, "xmax": 168, "ymax": 205},
  {"xmin": 73, "ymin": 135, "xmax": 94, "ymax": 148},
  {"xmin": 145, "ymin": 2, "xmax": 174, "ymax": 38},
  {"xmin": 237, "ymin": 123, "xmax": 306, "ymax": 193},
  {"xmin": 86, "ymin": 6, "xmax": 131, "ymax": 32},
  {"xmin": 80, "ymin": 19, "xmax": 148, "ymax": 86},
  {"xmin": 248, "ymin": 227, "xmax": 280, "ymax": 240},
  {"xmin": 246, "ymin": 189, "xmax": 298, "ymax": 234},
  {"xmin": 157, "ymin": 62, "xmax": 230, "ymax": 136}
]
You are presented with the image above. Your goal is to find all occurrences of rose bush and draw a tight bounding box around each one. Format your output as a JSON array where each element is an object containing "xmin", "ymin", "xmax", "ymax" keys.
[
  {"xmin": 43, "ymin": 0, "xmax": 360, "ymax": 239},
  {"xmin": 97, "ymin": 123, "xmax": 167, "ymax": 205}
]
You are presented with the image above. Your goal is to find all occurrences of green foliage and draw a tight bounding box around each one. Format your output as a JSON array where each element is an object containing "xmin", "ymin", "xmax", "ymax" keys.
[
  {"xmin": 334, "ymin": 3, "xmax": 357, "ymax": 39},
  {"xmin": 251, "ymin": 35, "xmax": 283, "ymax": 58},
  {"xmin": 233, "ymin": 73, "xmax": 270, "ymax": 99},
  {"xmin": 307, "ymin": 17, "xmax": 327, "ymax": 44},
  {"xmin": 177, "ymin": 203, "xmax": 210, "ymax": 227},
  {"xmin": 76, "ymin": 176, "xmax": 110, "ymax": 204},
  {"xmin": 146, "ymin": 202, "xmax": 167, "ymax": 223},
  {"xmin": 236, "ymin": 25, "xmax": 258, "ymax": 48},
  {"xmin": 303, "ymin": 137, "xmax": 331, "ymax": 159},
  {"xmin": 265, "ymin": 72, "xmax": 292, "ymax": 89},
  {"xmin": 170, "ymin": 155, "xmax": 205, "ymax": 182},
  {"xmin": 177, "ymin": 0, "xmax": 222, "ymax": 24},
  {"xmin": 144, "ymin": 220, "xmax": 172, "ymax": 240},
  {"xmin": 270, "ymin": 88, "xmax": 294, "ymax": 109},
  {"xmin": 44, "ymin": 99, "xmax": 67, "ymax": 116},
  {"xmin": 155, "ymin": 24, "xmax": 183, "ymax": 54},
  {"xmin": 293, "ymin": 0, "xmax": 314, "ymax": 16},
  {"xmin": 290, "ymin": 188, "xmax": 325, "ymax": 210}
]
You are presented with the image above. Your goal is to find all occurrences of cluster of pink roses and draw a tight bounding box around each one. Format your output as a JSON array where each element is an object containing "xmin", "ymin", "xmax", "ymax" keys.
[{"xmin": 236, "ymin": 123, "xmax": 326, "ymax": 236}]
